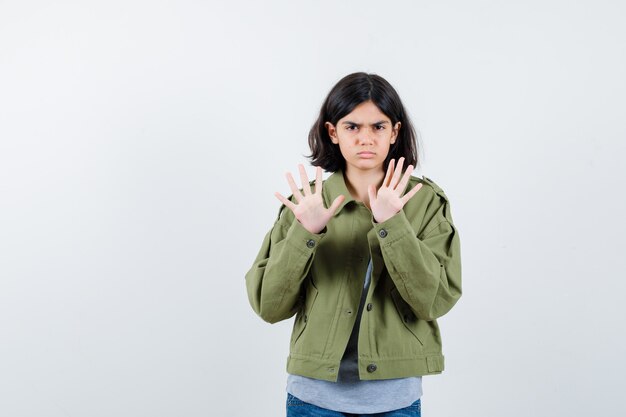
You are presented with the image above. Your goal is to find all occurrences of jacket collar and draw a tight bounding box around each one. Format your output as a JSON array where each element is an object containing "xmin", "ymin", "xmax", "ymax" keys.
[
  {"xmin": 324, "ymin": 168, "xmax": 414, "ymax": 217},
  {"xmin": 324, "ymin": 169, "xmax": 356, "ymax": 217}
]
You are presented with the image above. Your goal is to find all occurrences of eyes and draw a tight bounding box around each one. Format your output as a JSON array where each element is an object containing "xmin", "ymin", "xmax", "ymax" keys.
[{"xmin": 345, "ymin": 124, "xmax": 386, "ymax": 131}]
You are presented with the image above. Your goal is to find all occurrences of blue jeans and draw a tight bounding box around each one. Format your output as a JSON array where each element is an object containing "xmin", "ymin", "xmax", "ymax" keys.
[{"xmin": 286, "ymin": 393, "xmax": 421, "ymax": 417}]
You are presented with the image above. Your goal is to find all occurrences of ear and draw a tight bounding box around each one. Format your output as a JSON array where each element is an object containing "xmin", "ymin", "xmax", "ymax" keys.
[
  {"xmin": 325, "ymin": 121, "xmax": 338, "ymax": 144},
  {"xmin": 391, "ymin": 121, "xmax": 401, "ymax": 143}
]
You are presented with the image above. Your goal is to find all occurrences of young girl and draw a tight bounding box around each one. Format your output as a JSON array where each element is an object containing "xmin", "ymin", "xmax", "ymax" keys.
[{"xmin": 245, "ymin": 72, "xmax": 462, "ymax": 416}]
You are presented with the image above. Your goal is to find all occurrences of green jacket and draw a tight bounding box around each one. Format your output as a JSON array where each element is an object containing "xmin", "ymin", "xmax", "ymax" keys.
[{"xmin": 245, "ymin": 169, "xmax": 462, "ymax": 382}]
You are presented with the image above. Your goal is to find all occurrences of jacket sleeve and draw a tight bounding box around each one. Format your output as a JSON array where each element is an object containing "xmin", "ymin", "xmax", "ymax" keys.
[
  {"xmin": 245, "ymin": 195, "xmax": 327, "ymax": 324},
  {"xmin": 371, "ymin": 186, "xmax": 462, "ymax": 321}
]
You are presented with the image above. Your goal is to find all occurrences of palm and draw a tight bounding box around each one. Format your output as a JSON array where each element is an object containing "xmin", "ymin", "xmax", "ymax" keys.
[
  {"xmin": 368, "ymin": 157, "xmax": 423, "ymax": 223},
  {"xmin": 370, "ymin": 187, "xmax": 404, "ymax": 219},
  {"xmin": 275, "ymin": 165, "xmax": 345, "ymax": 234}
]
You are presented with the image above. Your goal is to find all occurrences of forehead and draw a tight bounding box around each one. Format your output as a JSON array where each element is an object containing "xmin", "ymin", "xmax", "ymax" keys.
[{"xmin": 339, "ymin": 100, "xmax": 390, "ymax": 123}]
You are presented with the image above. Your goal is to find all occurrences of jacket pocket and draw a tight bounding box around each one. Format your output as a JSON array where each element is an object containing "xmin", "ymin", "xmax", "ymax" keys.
[
  {"xmin": 390, "ymin": 287, "xmax": 425, "ymax": 346},
  {"xmin": 290, "ymin": 279, "xmax": 319, "ymax": 348}
]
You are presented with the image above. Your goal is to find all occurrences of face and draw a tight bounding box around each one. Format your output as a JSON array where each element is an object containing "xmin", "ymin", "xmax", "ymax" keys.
[{"xmin": 325, "ymin": 100, "xmax": 401, "ymax": 175}]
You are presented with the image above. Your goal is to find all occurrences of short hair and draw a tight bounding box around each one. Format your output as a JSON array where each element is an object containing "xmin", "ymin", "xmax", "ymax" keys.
[{"xmin": 305, "ymin": 72, "xmax": 421, "ymax": 173}]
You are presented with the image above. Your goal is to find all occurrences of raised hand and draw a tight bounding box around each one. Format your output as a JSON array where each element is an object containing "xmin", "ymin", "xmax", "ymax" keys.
[
  {"xmin": 274, "ymin": 164, "xmax": 346, "ymax": 234},
  {"xmin": 368, "ymin": 157, "xmax": 423, "ymax": 223}
]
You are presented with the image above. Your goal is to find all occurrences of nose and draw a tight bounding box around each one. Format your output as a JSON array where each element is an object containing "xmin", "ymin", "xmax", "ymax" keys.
[{"xmin": 357, "ymin": 128, "xmax": 375, "ymax": 144}]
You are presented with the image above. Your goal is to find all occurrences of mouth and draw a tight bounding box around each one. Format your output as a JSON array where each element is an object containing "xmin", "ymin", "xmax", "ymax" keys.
[{"xmin": 357, "ymin": 151, "xmax": 376, "ymax": 159}]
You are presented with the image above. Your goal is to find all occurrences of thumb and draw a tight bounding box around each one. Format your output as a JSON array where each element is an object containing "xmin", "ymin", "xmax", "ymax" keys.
[
  {"xmin": 367, "ymin": 184, "xmax": 376, "ymax": 203},
  {"xmin": 328, "ymin": 194, "xmax": 346, "ymax": 216}
]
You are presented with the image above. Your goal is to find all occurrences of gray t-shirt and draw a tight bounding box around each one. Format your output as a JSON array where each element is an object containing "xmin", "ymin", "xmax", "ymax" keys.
[{"xmin": 286, "ymin": 257, "xmax": 422, "ymax": 414}]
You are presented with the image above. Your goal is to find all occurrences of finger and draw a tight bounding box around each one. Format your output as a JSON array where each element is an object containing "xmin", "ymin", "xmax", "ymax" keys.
[
  {"xmin": 314, "ymin": 166, "xmax": 322, "ymax": 194},
  {"xmin": 396, "ymin": 164, "xmax": 414, "ymax": 196},
  {"xmin": 383, "ymin": 158, "xmax": 395, "ymax": 188},
  {"xmin": 286, "ymin": 172, "xmax": 303, "ymax": 202},
  {"xmin": 390, "ymin": 157, "xmax": 405, "ymax": 189},
  {"xmin": 275, "ymin": 192, "xmax": 297, "ymax": 212},
  {"xmin": 367, "ymin": 184, "xmax": 377, "ymax": 206},
  {"xmin": 400, "ymin": 183, "xmax": 423, "ymax": 206},
  {"xmin": 298, "ymin": 164, "xmax": 312, "ymax": 196},
  {"xmin": 327, "ymin": 194, "xmax": 346, "ymax": 216}
]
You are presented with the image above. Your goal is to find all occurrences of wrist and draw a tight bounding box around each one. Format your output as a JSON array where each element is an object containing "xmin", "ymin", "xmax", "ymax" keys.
[
  {"xmin": 374, "ymin": 211, "xmax": 398, "ymax": 224},
  {"xmin": 297, "ymin": 219, "xmax": 327, "ymax": 235}
]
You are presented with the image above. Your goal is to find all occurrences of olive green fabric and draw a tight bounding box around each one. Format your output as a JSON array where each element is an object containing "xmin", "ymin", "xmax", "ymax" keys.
[{"xmin": 245, "ymin": 169, "xmax": 462, "ymax": 382}]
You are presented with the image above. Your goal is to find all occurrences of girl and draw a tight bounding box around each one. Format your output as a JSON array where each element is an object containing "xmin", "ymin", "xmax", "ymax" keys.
[{"xmin": 245, "ymin": 72, "xmax": 462, "ymax": 417}]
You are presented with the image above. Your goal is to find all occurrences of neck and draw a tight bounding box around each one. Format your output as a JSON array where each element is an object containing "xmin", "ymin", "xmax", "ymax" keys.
[{"xmin": 343, "ymin": 166, "xmax": 385, "ymax": 207}]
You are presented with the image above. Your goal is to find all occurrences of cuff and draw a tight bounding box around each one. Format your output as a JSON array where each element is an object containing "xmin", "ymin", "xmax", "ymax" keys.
[
  {"xmin": 371, "ymin": 210, "xmax": 414, "ymax": 242},
  {"xmin": 285, "ymin": 217, "xmax": 327, "ymax": 253}
]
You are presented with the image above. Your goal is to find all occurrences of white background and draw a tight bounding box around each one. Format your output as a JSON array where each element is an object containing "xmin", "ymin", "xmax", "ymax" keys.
[{"xmin": 1, "ymin": 1, "xmax": 625, "ymax": 416}]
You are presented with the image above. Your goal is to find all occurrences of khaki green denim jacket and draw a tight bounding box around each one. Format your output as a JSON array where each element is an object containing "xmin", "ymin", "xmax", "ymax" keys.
[{"xmin": 245, "ymin": 169, "xmax": 462, "ymax": 382}]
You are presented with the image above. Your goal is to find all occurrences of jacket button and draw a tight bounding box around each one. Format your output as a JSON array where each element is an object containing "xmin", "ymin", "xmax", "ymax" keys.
[
  {"xmin": 367, "ymin": 364, "xmax": 377, "ymax": 373},
  {"xmin": 306, "ymin": 239, "xmax": 315, "ymax": 248},
  {"xmin": 366, "ymin": 303, "xmax": 373, "ymax": 311},
  {"xmin": 303, "ymin": 314, "xmax": 307, "ymax": 323},
  {"xmin": 378, "ymin": 229, "xmax": 388, "ymax": 238}
]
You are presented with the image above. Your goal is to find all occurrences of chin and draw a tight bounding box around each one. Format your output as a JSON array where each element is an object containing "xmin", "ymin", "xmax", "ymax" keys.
[{"xmin": 351, "ymin": 161, "xmax": 384, "ymax": 170}]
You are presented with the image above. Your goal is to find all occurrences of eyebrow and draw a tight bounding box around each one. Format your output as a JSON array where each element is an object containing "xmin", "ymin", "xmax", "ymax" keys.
[{"xmin": 341, "ymin": 121, "xmax": 389, "ymax": 126}]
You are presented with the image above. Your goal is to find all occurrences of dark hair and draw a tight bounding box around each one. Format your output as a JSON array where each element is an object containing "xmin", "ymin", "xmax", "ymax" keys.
[{"xmin": 305, "ymin": 72, "xmax": 421, "ymax": 173}]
